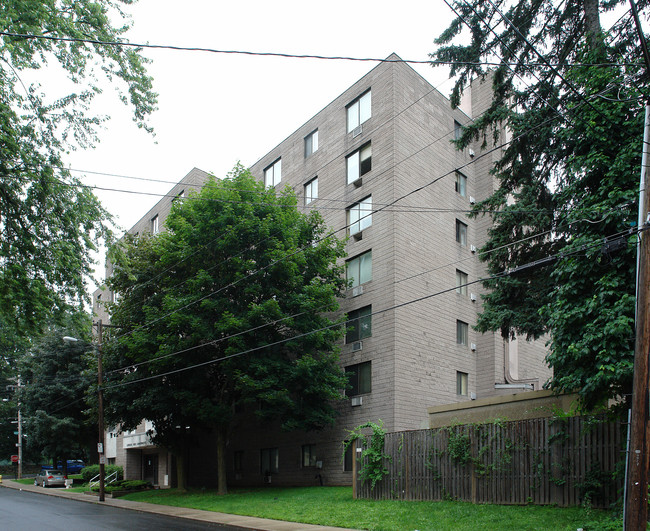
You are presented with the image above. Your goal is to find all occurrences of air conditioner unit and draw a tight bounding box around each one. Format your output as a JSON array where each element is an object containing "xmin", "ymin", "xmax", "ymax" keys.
[
  {"xmin": 351, "ymin": 341, "xmax": 363, "ymax": 352},
  {"xmin": 470, "ymin": 392, "xmax": 477, "ymax": 400},
  {"xmin": 469, "ymin": 196, "xmax": 476, "ymax": 205},
  {"xmin": 351, "ymin": 396, "xmax": 363, "ymax": 407},
  {"xmin": 470, "ymin": 293, "xmax": 477, "ymax": 302},
  {"xmin": 470, "ymin": 343, "xmax": 477, "ymax": 351},
  {"xmin": 352, "ymin": 125, "xmax": 363, "ymax": 137},
  {"xmin": 470, "ymin": 245, "xmax": 477, "ymax": 253},
  {"xmin": 352, "ymin": 285, "xmax": 364, "ymax": 297},
  {"xmin": 264, "ymin": 475, "xmax": 272, "ymax": 484},
  {"xmin": 469, "ymin": 148, "xmax": 475, "ymax": 158}
]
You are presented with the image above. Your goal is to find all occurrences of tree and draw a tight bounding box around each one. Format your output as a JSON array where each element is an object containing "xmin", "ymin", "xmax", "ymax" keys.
[
  {"xmin": 19, "ymin": 314, "xmax": 97, "ymax": 470},
  {"xmin": 103, "ymin": 166, "xmax": 348, "ymax": 493},
  {"xmin": 0, "ymin": 0, "xmax": 157, "ymax": 334},
  {"xmin": 432, "ymin": 0, "xmax": 646, "ymax": 408}
]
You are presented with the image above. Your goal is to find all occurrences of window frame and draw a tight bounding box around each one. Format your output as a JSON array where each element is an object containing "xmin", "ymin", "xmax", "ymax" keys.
[
  {"xmin": 455, "ymin": 219, "xmax": 467, "ymax": 246},
  {"xmin": 151, "ymin": 214, "xmax": 159, "ymax": 234},
  {"xmin": 264, "ymin": 158, "xmax": 282, "ymax": 188},
  {"xmin": 304, "ymin": 129, "xmax": 319, "ymax": 157},
  {"xmin": 454, "ymin": 120, "xmax": 462, "ymax": 141},
  {"xmin": 301, "ymin": 444, "xmax": 317, "ymax": 468},
  {"xmin": 260, "ymin": 447, "xmax": 279, "ymax": 475},
  {"xmin": 346, "ymin": 250, "xmax": 372, "ymax": 288},
  {"xmin": 455, "ymin": 172, "xmax": 467, "ymax": 197},
  {"xmin": 456, "ymin": 320, "xmax": 469, "ymax": 346},
  {"xmin": 346, "ymin": 361, "xmax": 371, "ymax": 396},
  {"xmin": 304, "ymin": 177, "xmax": 318, "ymax": 205},
  {"xmin": 456, "ymin": 270, "xmax": 468, "ymax": 295},
  {"xmin": 346, "ymin": 142, "xmax": 372, "ymax": 185},
  {"xmin": 457, "ymin": 371, "xmax": 468, "ymax": 396},
  {"xmin": 348, "ymin": 196, "xmax": 372, "ymax": 236},
  {"xmin": 346, "ymin": 305, "xmax": 372, "ymax": 343},
  {"xmin": 347, "ymin": 90, "xmax": 372, "ymax": 133}
]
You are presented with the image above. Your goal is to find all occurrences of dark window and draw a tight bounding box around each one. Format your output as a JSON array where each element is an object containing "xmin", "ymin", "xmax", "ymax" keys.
[
  {"xmin": 457, "ymin": 371, "xmax": 468, "ymax": 396},
  {"xmin": 302, "ymin": 444, "xmax": 317, "ymax": 467},
  {"xmin": 456, "ymin": 219, "xmax": 467, "ymax": 246},
  {"xmin": 234, "ymin": 451, "xmax": 243, "ymax": 472},
  {"xmin": 346, "ymin": 361, "xmax": 371, "ymax": 396},
  {"xmin": 346, "ymin": 306, "xmax": 372, "ymax": 343},
  {"xmin": 260, "ymin": 447, "xmax": 279, "ymax": 475}
]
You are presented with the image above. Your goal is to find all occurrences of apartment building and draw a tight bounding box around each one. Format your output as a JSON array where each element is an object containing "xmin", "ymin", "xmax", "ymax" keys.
[{"xmin": 94, "ymin": 54, "xmax": 550, "ymax": 488}]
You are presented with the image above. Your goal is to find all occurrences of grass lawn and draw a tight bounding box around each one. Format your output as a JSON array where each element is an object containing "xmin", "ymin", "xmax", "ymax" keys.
[{"xmin": 121, "ymin": 486, "xmax": 619, "ymax": 530}]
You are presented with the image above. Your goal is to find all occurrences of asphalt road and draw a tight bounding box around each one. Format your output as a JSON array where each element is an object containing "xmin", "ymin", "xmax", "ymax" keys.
[{"xmin": 0, "ymin": 487, "xmax": 237, "ymax": 530}]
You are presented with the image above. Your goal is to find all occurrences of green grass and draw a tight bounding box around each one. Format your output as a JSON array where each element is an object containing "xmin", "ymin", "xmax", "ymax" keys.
[{"xmin": 120, "ymin": 486, "xmax": 618, "ymax": 530}]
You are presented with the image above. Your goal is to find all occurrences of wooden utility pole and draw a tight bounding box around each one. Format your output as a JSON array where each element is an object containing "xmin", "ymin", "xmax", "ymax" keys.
[
  {"xmin": 625, "ymin": 104, "xmax": 650, "ymax": 530},
  {"xmin": 97, "ymin": 320, "xmax": 106, "ymax": 503}
]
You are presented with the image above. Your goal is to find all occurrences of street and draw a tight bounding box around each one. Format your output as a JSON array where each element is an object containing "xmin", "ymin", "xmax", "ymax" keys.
[{"xmin": 0, "ymin": 487, "xmax": 237, "ymax": 530}]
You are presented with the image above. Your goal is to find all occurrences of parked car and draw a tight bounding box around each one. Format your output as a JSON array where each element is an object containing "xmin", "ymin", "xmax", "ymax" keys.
[
  {"xmin": 42, "ymin": 460, "xmax": 85, "ymax": 475},
  {"xmin": 34, "ymin": 469, "xmax": 67, "ymax": 488}
]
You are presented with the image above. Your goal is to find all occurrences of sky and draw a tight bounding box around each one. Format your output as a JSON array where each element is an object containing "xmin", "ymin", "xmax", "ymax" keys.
[{"xmin": 60, "ymin": 0, "xmax": 459, "ymax": 288}]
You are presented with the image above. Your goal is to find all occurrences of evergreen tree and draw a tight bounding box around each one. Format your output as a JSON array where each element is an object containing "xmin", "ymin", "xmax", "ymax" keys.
[{"xmin": 433, "ymin": 0, "xmax": 646, "ymax": 408}]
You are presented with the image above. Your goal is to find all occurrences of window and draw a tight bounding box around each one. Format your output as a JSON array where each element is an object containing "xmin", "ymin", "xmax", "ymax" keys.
[
  {"xmin": 455, "ymin": 219, "xmax": 467, "ymax": 246},
  {"xmin": 260, "ymin": 447, "xmax": 279, "ymax": 475},
  {"xmin": 302, "ymin": 444, "xmax": 317, "ymax": 467},
  {"xmin": 457, "ymin": 320, "xmax": 468, "ymax": 346},
  {"xmin": 457, "ymin": 371, "xmax": 468, "ymax": 396},
  {"xmin": 454, "ymin": 120, "xmax": 462, "ymax": 141},
  {"xmin": 348, "ymin": 196, "xmax": 372, "ymax": 235},
  {"xmin": 346, "ymin": 251, "xmax": 372, "ymax": 288},
  {"xmin": 347, "ymin": 143, "xmax": 372, "ymax": 184},
  {"xmin": 234, "ymin": 451, "xmax": 243, "ymax": 472},
  {"xmin": 456, "ymin": 270, "xmax": 468, "ymax": 295},
  {"xmin": 151, "ymin": 215, "xmax": 159, "ymax": 234},
  {"xmin": 346, "ymin": 306, "xmax": 372, "ymax": 343},
  {"xmin": 304, "ymin": 177, "xmax": 318, "ymax": 204},
  {"xmin": 264, "ymin": 158, "xmax": 282, "ymax": 188},
  {"xmin": 172, "ymin": 190, "xmax": 185, "ymax": 203},
  {"xmin": 455, "ymin": 172, "xmax": 467, "ymax": 197},
  {"xmin": 304, "ymin": 130, "xmax": 319, "ymax": 157},
  {"xmin": 347, "ymin": 90, "xmax": 371, "ymax": 132},
  {"xmin": 346, "ymin": 361, "xmax": 371, "ymax": 396}
]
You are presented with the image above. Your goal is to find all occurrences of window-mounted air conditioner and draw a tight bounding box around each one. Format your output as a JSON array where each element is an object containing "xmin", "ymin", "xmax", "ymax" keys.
[
  {"xmin": 351, "ymin": 396, "xmax": 363, "ymax": 407},
  {"xmin": 469, "ymin": 196, "xmax": 476, "ymax": 205},
  {"xmin": 470, "ymin": 245, "xmax": 477, "ymax": 253},
  {"xmin": 469, "ymin": 148, "xmax": 475, "ymax": 158},
  {"xmin": 470, "ymin": 392, "xmax": 477, "ymax": 400},
  {"xmin": 470, "ymin": 293, "xmax": 477, "ymax": 302},
  {"xmin": 470, "ymin": 343, "xmax": 477, "ymax": 351},
  {"xmin": 351, "ymin": 341, "xmax": 363, "ymax": 352},
  {"xmin": 352, "ymin": 125, "xmax": 363, "ymax": 138},
  {"xmin": 351, "ymin": 285, "xmax": 364, "ymax": 297}
]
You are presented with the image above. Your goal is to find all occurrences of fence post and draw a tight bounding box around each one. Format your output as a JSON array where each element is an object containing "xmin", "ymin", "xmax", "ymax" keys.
[{"xmin": 352, "ymin": 438, "xmax": 358, "ymax": 500}]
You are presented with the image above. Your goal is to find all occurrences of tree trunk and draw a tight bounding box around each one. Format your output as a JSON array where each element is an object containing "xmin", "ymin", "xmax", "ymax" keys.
[
  {"xmin": 583, "ymin": 0, "xmax": 603, "ymax": 52},
  {"xmin": 216, "ymin": 427, "xmax": 227, "ymax": 495},
  {"xmin": 175, "ymin": 451, "xmax": 187, "ymax": 491}
]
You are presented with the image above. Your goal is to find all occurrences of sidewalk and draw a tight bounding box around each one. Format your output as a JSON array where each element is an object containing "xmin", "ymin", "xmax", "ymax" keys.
[{"xmin": 0, "ymin": 479, "xmax": 359, "ymax": 531}]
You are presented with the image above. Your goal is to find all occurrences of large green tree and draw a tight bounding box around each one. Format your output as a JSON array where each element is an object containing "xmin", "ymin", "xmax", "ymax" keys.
[
  {"xmin": 433, "ymin": 0, "xmax": 646, "ymax": 408},
  {"xmin": 19, "ymin": 314, "xmax": 96, "ymax": 470},
  {"xmin": 0, "ymin": 0, "xmax": 156, "ymax": 334},
  {"xmin": 103, "ymin": 167, "xmax": 348, "ymax": 493}
]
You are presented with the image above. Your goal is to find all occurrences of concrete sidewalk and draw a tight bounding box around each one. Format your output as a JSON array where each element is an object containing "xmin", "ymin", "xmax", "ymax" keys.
[{"xmin": 0, "ymin": 479, "xmax": 359, "ymax": 531}]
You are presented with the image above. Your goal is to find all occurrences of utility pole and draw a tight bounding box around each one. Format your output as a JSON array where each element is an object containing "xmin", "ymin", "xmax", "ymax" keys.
[
  {"xmin": 97, "ymin": 320, "xmax": 105, "ymax": 503},
  {"xmin": 16, "ymin": 376, "xmax": 22, "ymax": 480},
  {"xmin": 625, "ymin": 1, "xmax": 650, "ymax": 528}
]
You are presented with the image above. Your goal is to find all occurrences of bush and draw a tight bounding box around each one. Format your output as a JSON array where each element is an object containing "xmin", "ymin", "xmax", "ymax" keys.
[
  {"xmin": 91, "ymin": 479, "xmax": 150, "ymax": 493},
  {"xmin": 81, "ymin": 464, "xmax": 123, "ymax": 482}
]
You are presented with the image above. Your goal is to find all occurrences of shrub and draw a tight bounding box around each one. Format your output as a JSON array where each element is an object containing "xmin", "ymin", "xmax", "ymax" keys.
[
  {"xmin": 91, "ymin": 479, "xmax": 151, "ymax": 493},
  {"xmin": 81, "ymin": 464, "xmax": 123, "ymax": 482}
]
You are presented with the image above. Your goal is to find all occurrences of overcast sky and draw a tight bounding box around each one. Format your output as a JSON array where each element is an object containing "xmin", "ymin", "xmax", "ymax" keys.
[{"xmin": 63, "ymin": 0, "xmax": 459, "ymax": 288}]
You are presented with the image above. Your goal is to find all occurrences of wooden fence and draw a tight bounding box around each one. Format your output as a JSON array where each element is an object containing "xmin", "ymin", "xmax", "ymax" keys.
[{"xmin": 355, "ymin": 416, "xmax": 623, "ymax": 507}]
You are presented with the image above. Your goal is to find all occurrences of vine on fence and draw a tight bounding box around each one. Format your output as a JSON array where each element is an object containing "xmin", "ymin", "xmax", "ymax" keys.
[{"xmin": 343, "ymin": 420, "xmax": 391, "ymax": 489}]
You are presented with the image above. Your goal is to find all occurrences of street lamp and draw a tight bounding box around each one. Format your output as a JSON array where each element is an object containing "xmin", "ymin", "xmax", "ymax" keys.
[{"xmin": 64, "ymin": 320, "xmax": 106, "ymax": 502}]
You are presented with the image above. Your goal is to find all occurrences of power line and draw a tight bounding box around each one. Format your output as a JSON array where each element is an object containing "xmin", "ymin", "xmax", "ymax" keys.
[{"xmin": 0, "ymin": 31, "xmax": 640, "ymax": 67}]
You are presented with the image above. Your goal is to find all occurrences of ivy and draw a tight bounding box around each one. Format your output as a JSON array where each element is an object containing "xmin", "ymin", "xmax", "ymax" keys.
[{"xmin": 343, "ymin": 420, "xmax": 391, "ymax": 489}]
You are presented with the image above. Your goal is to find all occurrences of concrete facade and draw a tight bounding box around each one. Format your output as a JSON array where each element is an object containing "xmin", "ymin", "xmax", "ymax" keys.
[{"xmin": 94, "ymin": 55, "xmax": 551, "ymax": 488}]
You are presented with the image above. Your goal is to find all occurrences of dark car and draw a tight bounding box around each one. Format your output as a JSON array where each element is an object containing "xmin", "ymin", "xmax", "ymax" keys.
[
  {"xmin": 42, "ymin": 460, "xmax": 85, "ymax": 475},
  {"xmin": 34, "ymin": 469, "xmax": 66, "ymax": 488}
]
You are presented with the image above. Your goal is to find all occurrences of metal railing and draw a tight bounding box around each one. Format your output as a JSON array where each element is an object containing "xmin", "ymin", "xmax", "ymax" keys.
[{"xmin": 88, "ymin": 470, "xmax": 119, "ymax": 491}]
